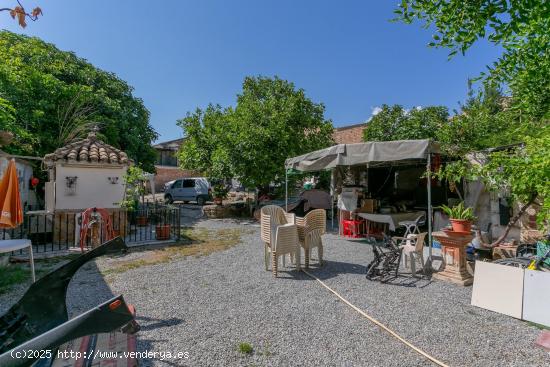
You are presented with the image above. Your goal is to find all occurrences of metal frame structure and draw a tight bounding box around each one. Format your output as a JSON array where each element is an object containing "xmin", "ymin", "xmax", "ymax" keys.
[{"xmin": 284, "ymin": 139, "xmax": 439, "ymax": 266}]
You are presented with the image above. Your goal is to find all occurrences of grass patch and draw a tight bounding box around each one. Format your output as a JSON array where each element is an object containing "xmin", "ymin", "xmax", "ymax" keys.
[
  {"xmin": 101, "ymin": 227, "xmax": 243, "ymax": 275},
  {"xmin": 238, "ymin": 342, "xmax": 253, "ymax": 355},
  {"xmin": 0, "ymin": 265, "xmax": 28, "ymax": 294},
  {"xmin": 0, "ymin": 254, "xmax": 80, "ymax": 294},
  {"xmin": 527, "ymin": 321, "xmax": 550, "ymax": 330}
]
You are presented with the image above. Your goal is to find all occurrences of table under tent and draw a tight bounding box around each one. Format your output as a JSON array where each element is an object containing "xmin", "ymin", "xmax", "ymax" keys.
[{"xmin": 284, "ymin": 139, "xmax": 454, "ymax": 261}]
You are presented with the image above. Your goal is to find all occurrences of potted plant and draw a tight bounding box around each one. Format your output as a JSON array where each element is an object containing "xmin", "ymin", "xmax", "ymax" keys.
[
  {"xmin": 121, "ymin": 167, "xmax": 148, "ymax": 225},
  {"xmin": 212, "ymin": 183, "xmax": 229, "ymax": 205},
  {"xmin": 440, "ymin": 201, "xmax": 476, "ymax": 233},
  {"xmin": 155, "ymin": 223, "xmax": 171, "ymax": 240}
]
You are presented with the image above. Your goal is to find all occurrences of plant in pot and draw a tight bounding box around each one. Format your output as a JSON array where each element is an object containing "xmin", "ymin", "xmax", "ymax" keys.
[
  {"xmin": 440, "ymin": 201, "xmax": 476, "ymax": 233},
  {"xmin": 155, "ymin": 205, "xmax": 174, "ymax": 240},
  {"xmin": 121, "ymin": 167, "xmax": 148, "ymax": 226},
  {"xmin": 212, "ymin": 184, "xmax": 229, "ymax": 205},
  {"xmin": 155, "ymin": 222, "xmax": 171, "ymax": 240}
]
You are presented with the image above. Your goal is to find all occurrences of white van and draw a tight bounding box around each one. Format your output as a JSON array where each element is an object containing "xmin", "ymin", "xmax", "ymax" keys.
[{"xmin": 164, "ymin": 177, "xmax": 211, "ymax": 205}]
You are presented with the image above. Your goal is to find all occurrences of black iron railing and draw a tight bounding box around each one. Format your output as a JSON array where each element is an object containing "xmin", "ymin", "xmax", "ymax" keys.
[{"xmin": 1, "ymin": 206, "xmax": 181, "ymax": 254}]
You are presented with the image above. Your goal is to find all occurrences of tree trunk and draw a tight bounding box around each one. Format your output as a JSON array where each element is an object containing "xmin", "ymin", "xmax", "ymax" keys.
[{"xmin": 478, "ymin": 193, "xmax": 537, "ymax": 247}]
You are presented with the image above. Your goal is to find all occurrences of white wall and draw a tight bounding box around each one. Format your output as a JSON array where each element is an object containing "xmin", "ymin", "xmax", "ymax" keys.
[
  {"xmin": 54, "ymin": 164, "xmax": 127, "ymax": 210},
  {"xmin": 0, "ymin": 156, "xmax": 35, "ymax": 208}
]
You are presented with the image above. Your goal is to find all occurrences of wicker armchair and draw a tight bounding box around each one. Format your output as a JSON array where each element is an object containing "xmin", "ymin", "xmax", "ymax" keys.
[
  {"xmin": 260, "ymin": 205, "xmax": 296, "ymax": 271},
  {"xmin": 296, "ymin": 209, "xmax": 326, "ymax": 268}
]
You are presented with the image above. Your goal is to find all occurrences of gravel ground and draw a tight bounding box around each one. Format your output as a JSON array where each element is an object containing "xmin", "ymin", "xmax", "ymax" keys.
[{"xmin": 3, "ymin": 218, "xmax": 549, "ymax": 366}]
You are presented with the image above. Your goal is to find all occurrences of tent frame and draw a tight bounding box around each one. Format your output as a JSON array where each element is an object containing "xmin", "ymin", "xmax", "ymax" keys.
[{"xmin": 284, "ymin": 140, "xmax": 437, "ymax": 268}]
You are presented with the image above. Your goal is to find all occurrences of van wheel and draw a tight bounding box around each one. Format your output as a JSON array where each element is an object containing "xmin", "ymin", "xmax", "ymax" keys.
[
  {"xmin": 164, "ymin": 194, "xmax": 173, "ymax": 204},
  {"xmin": 197, "ymin": 196, "xmax": 206, "ymax": 206}
]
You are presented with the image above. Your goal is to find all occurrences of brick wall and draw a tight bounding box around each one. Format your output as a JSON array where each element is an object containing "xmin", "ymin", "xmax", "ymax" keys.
[
  {"xmin": 333, "ymin": 124, "xmax": 365, "ymax": 144},
  {"xmin": 154, "ymin": 165, "xmax": 199, "ymax": 191}
]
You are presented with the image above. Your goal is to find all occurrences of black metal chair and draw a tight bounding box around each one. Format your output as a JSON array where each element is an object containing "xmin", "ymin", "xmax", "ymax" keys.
[{"xmin": 365, "ymin": 235, "xmax": 403, "ymax": 282}]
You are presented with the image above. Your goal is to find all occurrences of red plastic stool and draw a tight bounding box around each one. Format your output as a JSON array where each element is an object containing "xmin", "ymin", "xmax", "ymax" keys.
[{"xmin": 342, "ymin": 219, "xmax": 362, "ymax": 238}]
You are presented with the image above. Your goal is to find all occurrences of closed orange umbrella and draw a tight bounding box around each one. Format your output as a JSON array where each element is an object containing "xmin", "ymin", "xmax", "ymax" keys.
[{"xmin": 0, "ymin": 158, "xmax": 23, "ymax": 228}]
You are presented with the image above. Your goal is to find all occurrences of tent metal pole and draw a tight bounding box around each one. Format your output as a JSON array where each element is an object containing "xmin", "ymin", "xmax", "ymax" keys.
[
  {"xmin": 427, "ymin": 153, "xmax": 433, "ymax": 267},
  {"xmin": 330, "ymin": 169, "xmax": 335, "ymax": 230},
  {"xmin": 285, "ymin": 169, "xmax": 288, "ymax": 212}
]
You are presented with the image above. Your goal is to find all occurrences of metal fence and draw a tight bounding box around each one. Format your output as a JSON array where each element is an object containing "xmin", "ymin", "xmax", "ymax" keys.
[{"xmin": 1, "ymin": 206, "xmax": 181, "ymax": 254}]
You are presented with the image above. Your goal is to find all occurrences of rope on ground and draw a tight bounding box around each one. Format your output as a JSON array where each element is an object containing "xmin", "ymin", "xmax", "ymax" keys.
[{"xmin": 301, "ymin": 268, "xmax": 451, "ymax": 367}]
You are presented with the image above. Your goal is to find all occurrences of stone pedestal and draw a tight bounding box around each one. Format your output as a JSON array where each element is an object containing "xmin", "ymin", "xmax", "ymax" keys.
[{"xmin": 433, "ymin": 231, "xmax": 474, "ymax": 286}]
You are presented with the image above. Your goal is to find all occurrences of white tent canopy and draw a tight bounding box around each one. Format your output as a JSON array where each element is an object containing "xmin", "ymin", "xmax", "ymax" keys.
[
  {"xmin": 284, "ymin": 139, "xmax": 441, "ymax": 268},
  {"xmin": 285, "ymin": 139, "xmax": 440, "ymax": 172}
]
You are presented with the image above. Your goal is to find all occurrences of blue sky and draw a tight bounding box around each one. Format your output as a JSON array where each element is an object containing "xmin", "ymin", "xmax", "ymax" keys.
[{"xmin": 3, "ymin": 0, "xmax": 501, "ymax": 142}]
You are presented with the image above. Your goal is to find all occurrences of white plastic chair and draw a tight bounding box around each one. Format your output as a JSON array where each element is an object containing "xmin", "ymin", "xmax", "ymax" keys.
[
  {"xmin": 260, "ymin": 205, "xmax": 296, "ymax": 271},
  {"xmin": 398, "ymin": 214, "xmax": 426, "ymax": 238},
  {"xmin": 395, "ymin": 232, "xmax": 427, "ymax": 277}
]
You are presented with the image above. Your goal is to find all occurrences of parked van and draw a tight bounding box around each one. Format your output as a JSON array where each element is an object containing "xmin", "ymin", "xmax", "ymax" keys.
[{"xmin": 164, "ymin": 177, "xmax": 211, "ymax": 205}]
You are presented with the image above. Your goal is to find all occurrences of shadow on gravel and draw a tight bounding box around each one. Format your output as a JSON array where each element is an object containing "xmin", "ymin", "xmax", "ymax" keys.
[
  {"xmin": 297, "ymin": 260, "xmax": 366, "ymax": 281},
  {"xmin": 375, "ymin": 274, "xmax": 434, "ymax": 288},
  {"xmin": 136, "ymin": 315, "xmax": 184, "ymax": 331}
]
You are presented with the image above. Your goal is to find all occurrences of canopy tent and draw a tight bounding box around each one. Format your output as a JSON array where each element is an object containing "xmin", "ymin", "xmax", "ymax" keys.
[
  {"xmin": 284, "ymin": 139, "xmax": 441, "ymax": 267},
  {"xmin": 285, "ymin": 139, "xmax": 440, "ymax": 171}
]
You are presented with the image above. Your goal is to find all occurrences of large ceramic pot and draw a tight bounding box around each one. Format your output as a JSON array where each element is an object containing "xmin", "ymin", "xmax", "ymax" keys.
[
  {"xmin": 155, "ymin": 224, "xmax": 171, "ymax": 240},
  {"xmin": 136, "ymin": 216, "xmax": 148, "ymax": 227},
  {"xmin": 450, "ymin": 219, "xmax": 472, "ymax": 233}
]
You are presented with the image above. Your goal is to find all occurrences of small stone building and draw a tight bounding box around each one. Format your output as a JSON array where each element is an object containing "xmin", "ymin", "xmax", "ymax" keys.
[{"xmin": 43, "ymin": 130, "xmax": 131, "ymax": 244}]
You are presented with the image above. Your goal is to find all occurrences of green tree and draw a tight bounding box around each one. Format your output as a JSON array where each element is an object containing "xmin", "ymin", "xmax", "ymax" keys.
[
  {"xmin": 363, "ymin": 104, "xmax": 449, "ymax": 142},
  {"xmin": 0, "ymin": 31, "xmax": 158, "ymax": 171},
  {"xmin": 436, "ymin": 86, "xmax": 532, "ymax": 155},
  {"xmin": 178, "ymin": 76, "xmax": 334, "ymax": 192},
  {"xmin": 178, "ymin": 104, "xmax": 233, "ymax": 180},
  {"xmin": 438, "ymin": 129, "xmax": 550, "ymax": 243},
  {"xmin": 395, "ymin": 0, "xmax": 550, "ymax": 120}
]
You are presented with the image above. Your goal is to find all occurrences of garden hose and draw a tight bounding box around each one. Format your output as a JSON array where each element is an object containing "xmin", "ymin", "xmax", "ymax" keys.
[{"xmin": 302, "ymin": 268, "xmax": 451, "ymax": 367}]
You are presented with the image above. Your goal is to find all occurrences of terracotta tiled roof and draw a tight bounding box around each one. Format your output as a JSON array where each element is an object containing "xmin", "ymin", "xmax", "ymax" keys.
[
  {"xmin": 44, "ymin": 131, "xmax": 131, "ymax": 165},
  {"xmin": 332, "ymin": 123, "xmax": 365, "ymax": 144}
]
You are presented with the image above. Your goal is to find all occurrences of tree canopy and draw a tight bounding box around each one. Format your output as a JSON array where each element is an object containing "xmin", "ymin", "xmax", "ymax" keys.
[
  {"xmin": 178, "ymin": 76, "xmax": 334, "ymax": 190},
  {"xmin": 0, "ymin": 31, "xmax": 158, "ymax": 171},
  {"xmin": 395, "ymin": 0, "xmax": 550, "ymax": 121},
  {"xmin": 362, "ymin": 104, "xmax": 449, "ymax": 143}
]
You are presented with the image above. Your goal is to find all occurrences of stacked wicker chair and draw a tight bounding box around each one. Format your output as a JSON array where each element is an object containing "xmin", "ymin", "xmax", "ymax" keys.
[
  {"xmin": 296, "ymin": 209, "xmax": 326, "ymax": 268},
  {"xmin": 260, "ymin": 205, "xmax": 300, "ymax": 277}
]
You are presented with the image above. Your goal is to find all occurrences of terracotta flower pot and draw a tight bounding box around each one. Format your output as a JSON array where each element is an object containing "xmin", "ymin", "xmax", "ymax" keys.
[
  {"xmin": 136, "ymin": 216, "xmax": 148, "ymax": 227},
  {"xmin": 450, "ymin": 219, "xmax": 472, "ymax": 233},
  {"xmin": 155, "ymin": 224, "xmax": 171, "ymax": 240}
]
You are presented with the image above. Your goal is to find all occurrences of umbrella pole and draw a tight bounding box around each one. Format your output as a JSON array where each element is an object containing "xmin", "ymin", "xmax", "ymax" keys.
[{"xmin": 427, "ymin": 153, "xmax": 433, "ymax": 268}]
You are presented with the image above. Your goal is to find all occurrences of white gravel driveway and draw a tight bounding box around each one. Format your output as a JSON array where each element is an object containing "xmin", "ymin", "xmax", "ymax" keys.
[{"xmin": 64, "ymin": 219, "xmax": 549, "ymax": 367}]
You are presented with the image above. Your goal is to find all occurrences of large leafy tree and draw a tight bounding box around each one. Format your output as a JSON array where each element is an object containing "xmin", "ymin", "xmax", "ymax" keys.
[
  {"xmin": 178, "ymin": 76, "xmax": 334, "ymax": 191},
  {"xmin": 396, "ymin": 2, "xmax": 550, "ymax": 236},
  {"xmin": 362, "ymin": 104, "xmax": 449, "ymax": 142},
  {"xmin": 436, "ymin": 86, "xmax": 530, "ymax": 155},
  {"xmin": 0, "ymin": 31, "xmax": 158, "ymax": 171},
  {"xmin": 395, "ymin": 0, "xmax": 550, "ymax": 120},
  {"xmin": 177, "ymin": 104, "xmax": 233, "ymax": 180},
  {"xmin": 440, "ymin": 129, "xmax": 550, "ymax": 243}
]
